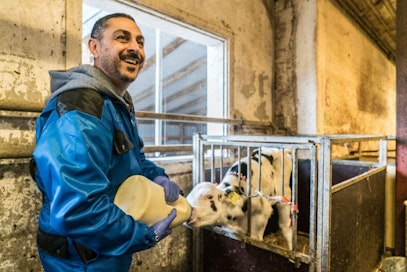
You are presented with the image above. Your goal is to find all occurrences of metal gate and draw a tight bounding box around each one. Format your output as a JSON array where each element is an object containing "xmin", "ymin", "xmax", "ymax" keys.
[{"xmin": 191, "ymin": 134, "xmax": 388, "ymax": 272}]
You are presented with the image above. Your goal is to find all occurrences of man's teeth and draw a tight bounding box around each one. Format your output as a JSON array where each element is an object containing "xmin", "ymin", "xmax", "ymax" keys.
[{"xmin": 124, "ymin": 58, "xmax": 139, "ymax": 65}]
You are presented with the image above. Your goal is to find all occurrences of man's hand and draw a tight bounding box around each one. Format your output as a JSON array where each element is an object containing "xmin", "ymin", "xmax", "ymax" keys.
[
  {"xmin": 152, "ymin": 209, "xmax": 177, "ymax": 242},
  {"xmin": 153, "ymin": 176, "xmax": 180, "ymax": 203}
]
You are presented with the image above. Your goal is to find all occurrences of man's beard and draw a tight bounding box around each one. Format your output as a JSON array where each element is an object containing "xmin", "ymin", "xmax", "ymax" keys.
[{"xmin": 103, "ymin": 58, "xmax": 138, "ymax": 83}]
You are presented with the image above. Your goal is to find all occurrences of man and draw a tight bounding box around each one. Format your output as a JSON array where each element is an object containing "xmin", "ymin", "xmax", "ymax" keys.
[{"xmin": 32, "ymin": 13, "xmax": 180, "ymax": 271}]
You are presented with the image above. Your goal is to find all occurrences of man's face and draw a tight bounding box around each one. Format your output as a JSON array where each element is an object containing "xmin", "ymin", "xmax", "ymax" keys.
[{"xmin": 89, "ymin": 17, "xmax": 146, "ymax": 91}]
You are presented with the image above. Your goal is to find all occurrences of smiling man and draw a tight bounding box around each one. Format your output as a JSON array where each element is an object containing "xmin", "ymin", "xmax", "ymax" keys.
[
  {"xmin": 88, "ymin": 14, "xmax": 146, "ymax": 93},
  {"xmin": 32, "ymin": 13, "xmax": 180, "ymax": 271}
]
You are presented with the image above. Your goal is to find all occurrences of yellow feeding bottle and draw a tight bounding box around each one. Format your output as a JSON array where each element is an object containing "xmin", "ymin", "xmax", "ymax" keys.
[{"xmin": 114, "ymin": 175, "xmax": 191, "ymax": 228}]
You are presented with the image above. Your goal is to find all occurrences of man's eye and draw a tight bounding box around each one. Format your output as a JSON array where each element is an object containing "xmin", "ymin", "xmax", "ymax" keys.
[
  {"xmin": 117, "ymin": 35, "xmax": 129, "ymax": 42},
  {"xmin": 137, "ymin": 41, "xmax": 144, "ymax": 48}
]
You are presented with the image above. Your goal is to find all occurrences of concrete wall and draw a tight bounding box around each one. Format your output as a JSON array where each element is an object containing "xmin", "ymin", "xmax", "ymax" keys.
[
  {"xmin": 0, "ymin": 0, "xmax": 275, "ymax": 270},
  {"xmin": 0, "ymin": 1, "xmax": 66, "ymax": 271},
  {"xmin": 275, "ymin": 0, "xmax": 396, "ymax": 136},
  {"xmin": 0, "ymin": 0, "xmax": 396, "ymax": 271},
  {"xmin": 316, "ymin": 0, "xmax": 396, "ymax": 135}
]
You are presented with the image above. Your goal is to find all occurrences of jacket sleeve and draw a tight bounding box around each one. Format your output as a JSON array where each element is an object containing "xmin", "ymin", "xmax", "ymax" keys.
[{"xmin": 34, "ymin": 110, "xmax": 157, "ymax": 255}]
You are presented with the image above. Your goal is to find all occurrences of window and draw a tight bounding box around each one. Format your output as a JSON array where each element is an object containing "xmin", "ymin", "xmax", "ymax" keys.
[{"xmin": 82, "ymin": 0, "xmax": 227, "ymax": 154}]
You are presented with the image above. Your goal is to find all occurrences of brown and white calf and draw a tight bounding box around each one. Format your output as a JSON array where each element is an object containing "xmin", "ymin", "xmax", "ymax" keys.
[{"xmin": 186, "ymin": 148, "xmax": 293, "ymax": 249}]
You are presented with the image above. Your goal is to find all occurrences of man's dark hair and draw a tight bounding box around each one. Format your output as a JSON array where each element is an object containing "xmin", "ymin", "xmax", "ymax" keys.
[{"xmin": 91, "ymin": 13, "xmax": 135, "ymax": 40}]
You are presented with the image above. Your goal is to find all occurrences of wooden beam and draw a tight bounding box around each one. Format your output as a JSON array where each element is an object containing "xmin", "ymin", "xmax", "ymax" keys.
[
  {"xmin": 133, "ymin": 56, "xmax": 206, "ymax": 103},
  {"xmin": 142, "ymin": 37, "xmax": 186, "ymax": 71}
]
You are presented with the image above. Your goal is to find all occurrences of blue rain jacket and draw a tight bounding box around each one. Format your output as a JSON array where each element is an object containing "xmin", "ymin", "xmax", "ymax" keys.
[{"xmin": 33, "ymin": 65, "xmax": 167, "ymax": 270}]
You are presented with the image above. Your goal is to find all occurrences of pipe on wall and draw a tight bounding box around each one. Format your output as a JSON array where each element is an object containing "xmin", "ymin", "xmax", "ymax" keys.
[
  {"xmin": 385, "ymin": 164, "xmax": 396, "ymax": 254},
  {"xmin": 405, "ymin": 200, "xmax": 407, "ymax": 256}
]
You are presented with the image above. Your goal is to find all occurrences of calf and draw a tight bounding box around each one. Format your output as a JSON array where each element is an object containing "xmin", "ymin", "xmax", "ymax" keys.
[{"xmin": 186, "ymin": 148, "xmax": 293, "ymax": 250}]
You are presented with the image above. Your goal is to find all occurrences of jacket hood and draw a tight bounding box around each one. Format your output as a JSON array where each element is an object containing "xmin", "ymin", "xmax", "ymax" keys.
[{"xmin": 46, "ymin": 64, "xmax": 130, "ymax": 107}]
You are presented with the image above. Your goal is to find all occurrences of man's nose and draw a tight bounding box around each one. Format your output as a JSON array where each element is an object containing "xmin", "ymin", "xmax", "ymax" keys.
[{"xmin": 129, "ymin": 40, "xmax": 143, "ymax": 51}]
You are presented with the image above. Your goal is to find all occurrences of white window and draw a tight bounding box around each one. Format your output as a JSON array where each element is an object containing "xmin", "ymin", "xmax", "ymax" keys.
[{"xmin": 82, "ymin": 0, "xmax": 228, "ymax": 154}]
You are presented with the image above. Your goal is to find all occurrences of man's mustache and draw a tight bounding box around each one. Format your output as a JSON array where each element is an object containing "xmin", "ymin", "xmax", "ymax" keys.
[{"xmin": 121, "ymin": 51, "xmax": 144, "ymax": 64}]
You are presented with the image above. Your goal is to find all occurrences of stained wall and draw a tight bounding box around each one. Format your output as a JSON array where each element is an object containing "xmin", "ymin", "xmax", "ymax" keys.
[
  {"xmin": 0, "ymin": 1, "xmax": 66, "ymax": 271},
  {"xmin": 0, "ymin": 0, "xmax": 275, "ymax": 270},
  {"xmin": 0, "ymin": 0, "xmax": 397, "ymax": 271},
  {"xmin": 275, "ymin": 0, "xmax": 395, "ymax": 136},
  {"xmin": 316, "ymin": 0, "xmax": 396, "ymax": 135}
]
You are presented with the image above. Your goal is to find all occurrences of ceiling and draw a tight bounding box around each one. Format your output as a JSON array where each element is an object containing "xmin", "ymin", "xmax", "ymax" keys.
[{"xmin": 336, "ymin": 0, "xmax": 396, "ymax": 62}]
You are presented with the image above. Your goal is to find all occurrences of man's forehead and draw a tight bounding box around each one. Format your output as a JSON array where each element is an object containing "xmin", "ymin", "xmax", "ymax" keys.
[{"xmin": 105, "ymin": 17, "xmax": 142, "ymax": 34}]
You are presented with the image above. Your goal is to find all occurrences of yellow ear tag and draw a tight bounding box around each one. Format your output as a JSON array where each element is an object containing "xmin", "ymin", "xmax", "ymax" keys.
[{"xmin": 227, "ymin": 191, "xmax": 241, "ymax": 205}]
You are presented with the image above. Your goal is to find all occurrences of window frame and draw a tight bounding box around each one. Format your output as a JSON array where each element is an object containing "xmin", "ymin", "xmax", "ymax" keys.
[{"xmin": 82, "ymin": 0, "xmax": 230, "ymax": 155}]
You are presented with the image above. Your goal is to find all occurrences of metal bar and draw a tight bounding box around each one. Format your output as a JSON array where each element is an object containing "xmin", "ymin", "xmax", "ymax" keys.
[
  {"xmin": 257, "ymin": 146, "xmax": 262, "ymax": 192},
  {"xmin": 291, "ymin": 148, "xmax": 298, "ymax": 253},
  {"xmin": 143, "ymin": 144, "xmax": 192, "ymax": 153},
  {"xmin": 3, "ymin": 141, "xmax": 315, "ymax": 159},
  {"xmin": 219, "ymin": 145, "xmax": 224, "ymax": 181},
  {"xmin": 192, "ymin": 134, "xmax": 202, "ymax": 272},
  {"xmin": 201, "ymin": 134, "xmax": 322, "ymax": 144},
  {"xmin": 211, "ymin": 144, "xmax": 216, "ymax": 183},
  {"xmin": 331, "ymin": 166, "xmax": 386, "ymax": 193},
  {"xmin": 135, "ymin": 110, "xmax": 274, "ymax": 127},
  {"xmin": 316, "ymin": 137, "xmax": 332, "ymax": 272},
  {"xmin": 192, "ymin": 134, "xmax": 201, "ymax": 186},
  {"xmin": 237, "ymin": 145, "xmax": 241, "ymax": 175},
  {"xmin": 0, "ymin": 109, "xmax": 274, "ymax": 127},
  {"xmin": 379, "ymin": 138, "xmax": 388, "ymax": 167},
  {"xmin": 281, "ymin": 148, "xmax": 285, "ymax": 196},
  {"xmin": 330, "ymin": 159, "xmax": 378, "ymax": 167},
  {"xmin": 2, "ymin": 144, "xmax": 194, "ymax": 160},
  {"xmin": 200, "ymin": 139, "xmax": 313, "ymax": 151},
  {"xmin": 326, "ymin": 134, "xmax": 387, "ymax": 144},
  {"xmin": 308, "ymin": 143, "xmax": 318, "ymax": 272},
  {"xmin": 4, "ymin": 135, "xmax": 324, "ymax": 159},
  {"xmin": 246, "ymin": 145, "xmax": 252, "ymax": 237}
]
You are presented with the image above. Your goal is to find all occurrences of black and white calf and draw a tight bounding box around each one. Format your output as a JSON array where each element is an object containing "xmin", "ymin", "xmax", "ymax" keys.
[{"xmin": 186, "ymin": 148, "xmax": 293, "ymax": 249}]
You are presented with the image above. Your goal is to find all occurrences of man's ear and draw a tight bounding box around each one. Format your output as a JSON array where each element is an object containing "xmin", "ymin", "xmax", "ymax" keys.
[{"xmin": 88, "ymin": 38, "xmax": 99, "ymax": 58}]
